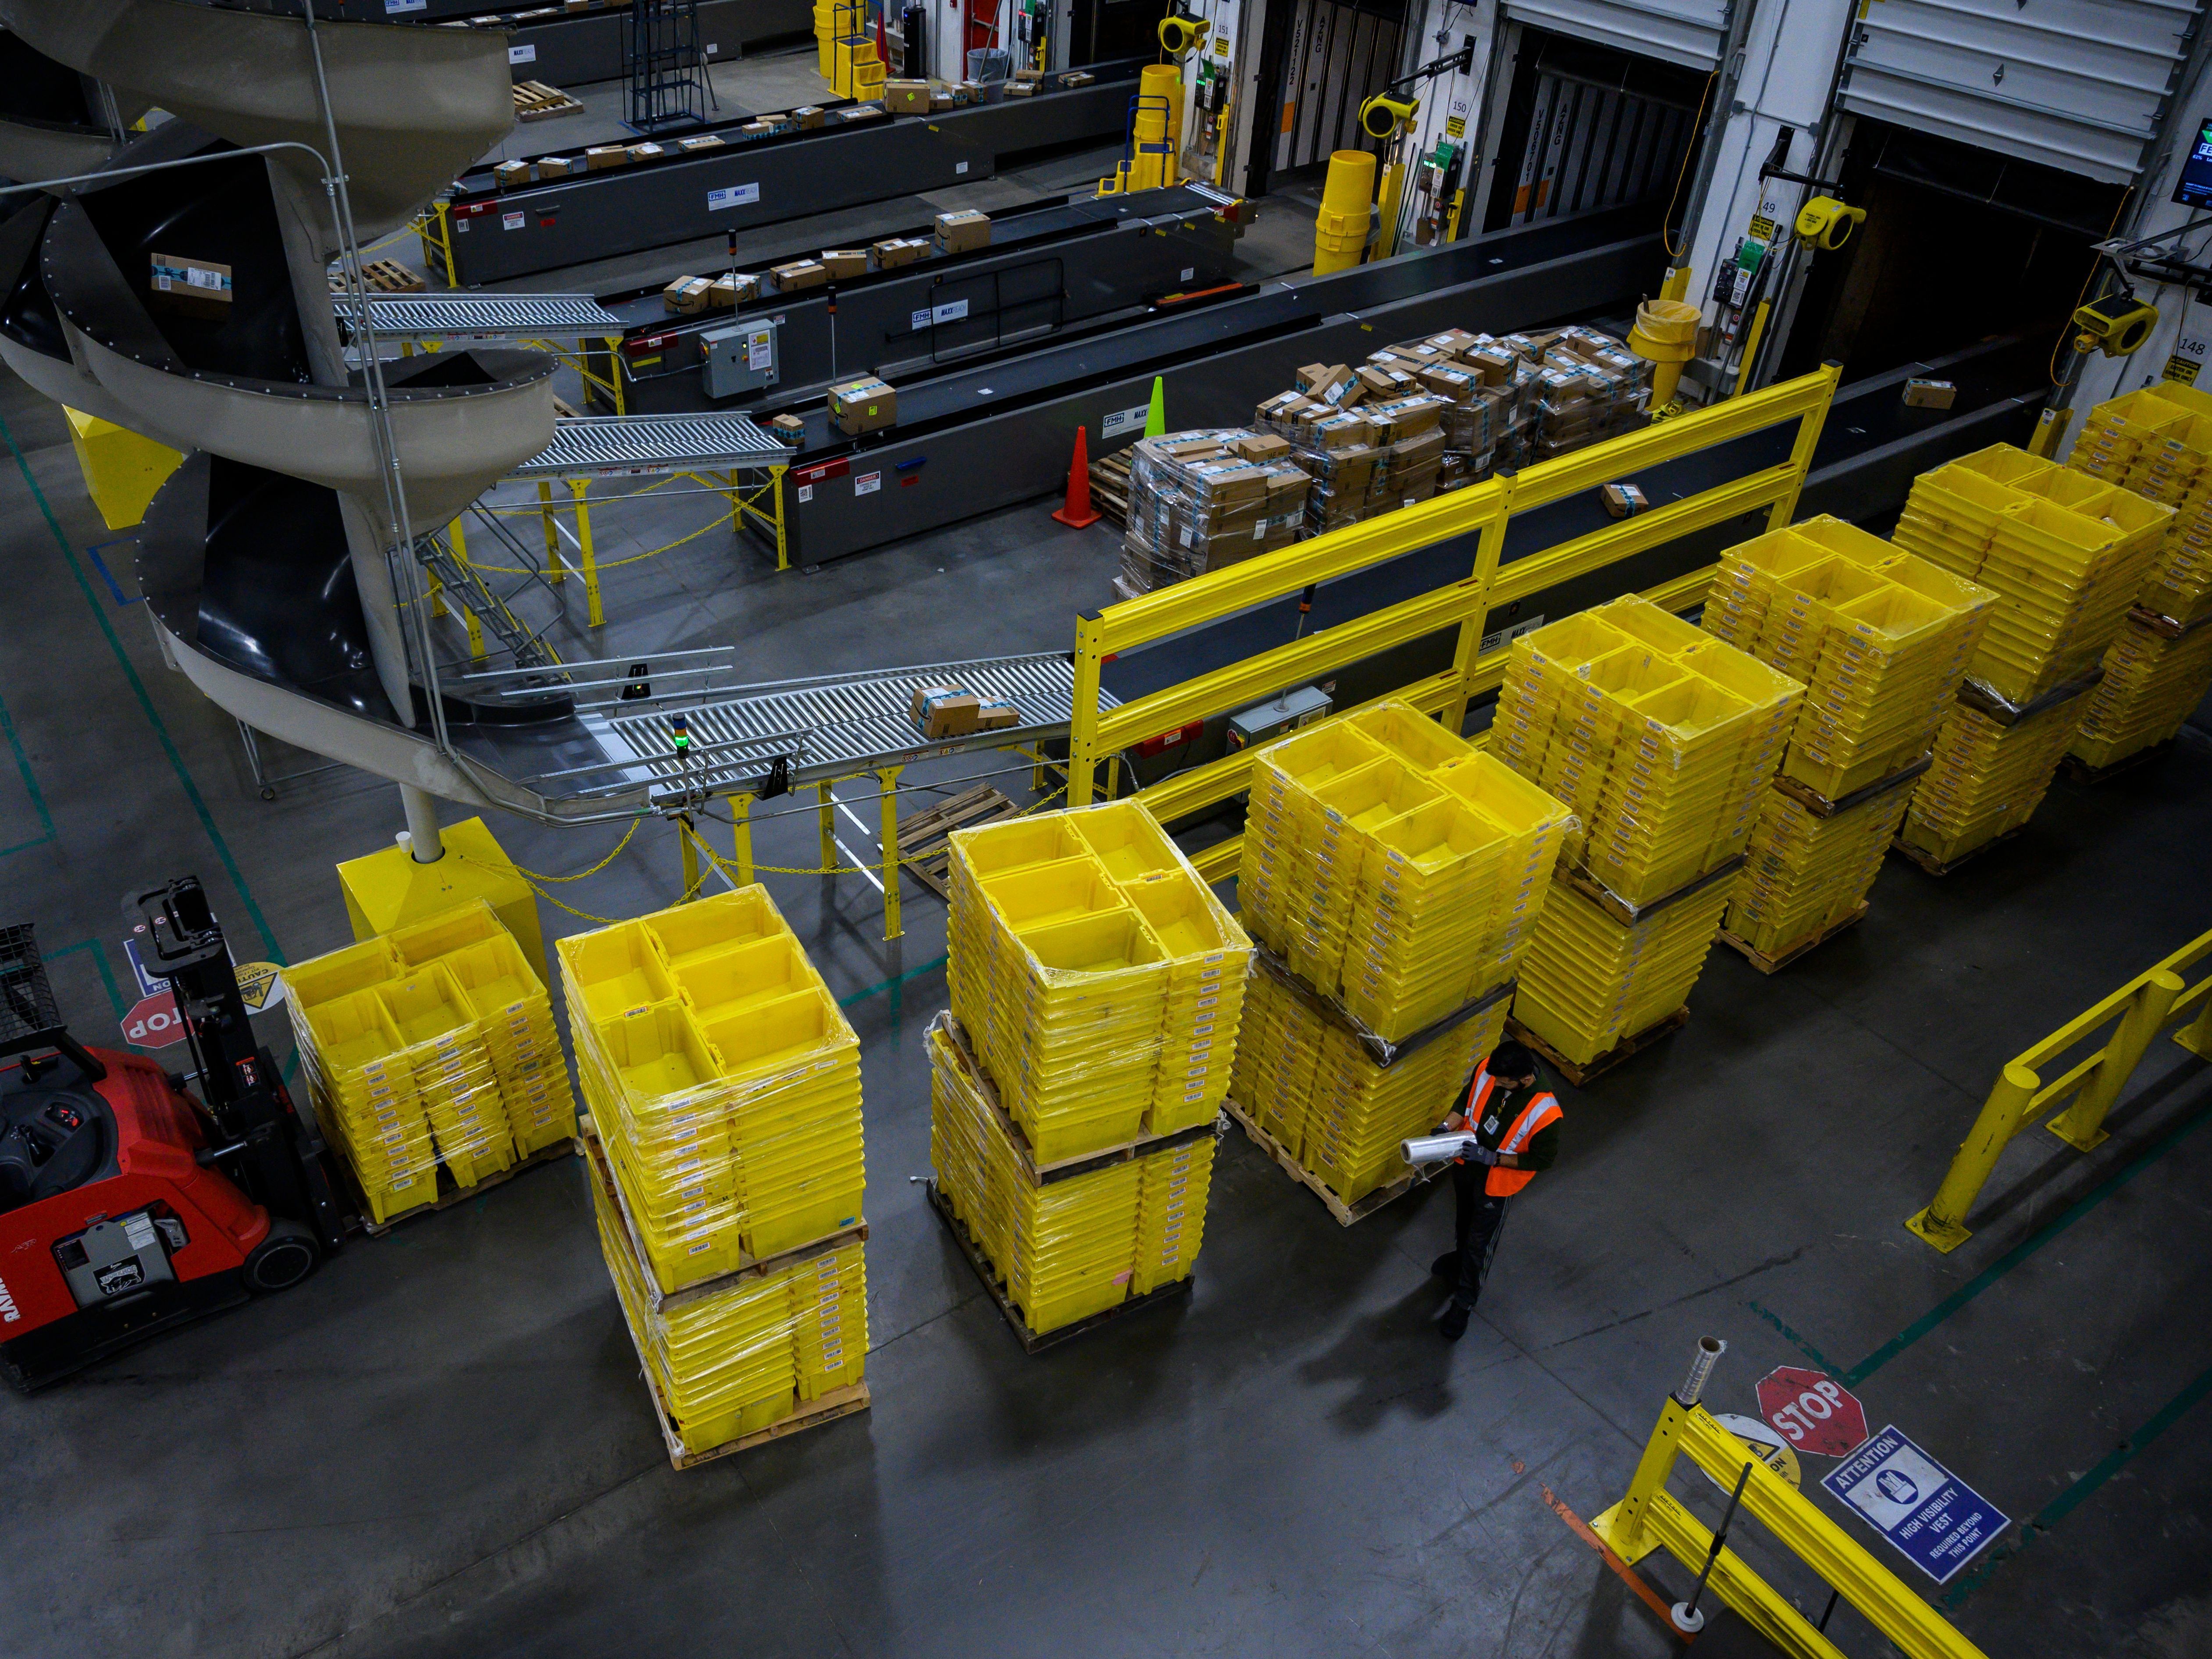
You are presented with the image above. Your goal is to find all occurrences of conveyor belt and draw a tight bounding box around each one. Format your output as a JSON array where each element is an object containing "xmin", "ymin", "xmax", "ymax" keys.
[
  {"xmin": 345, "ymin": 293, "xmax": 628, "ymax": 342},
  {"xmin": 582, "ymin": 652, "xmax": 1115, "ymax": 803},
  {"xmin": 510, "ymin": 413, "xmax": 792, "ymax": 481}
]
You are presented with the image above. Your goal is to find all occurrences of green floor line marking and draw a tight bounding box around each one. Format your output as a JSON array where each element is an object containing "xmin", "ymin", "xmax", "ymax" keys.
[
  {"xmin": 2, "ymin": 413, "xmax": 281, "ymax": 960},
  {"xmin": 41, "ymin": 940, "xmax": 126, "ymax": 1020},
  {"xmin": 837, "ymin": 952, "xmax": 947, "ymax": 1009},
  {"xmin": 1843, "ymin": 1090, "xmax": 2212, "ymax": 1387},
  {"xmin": 1941, "ymin": 1358, "xmax": 2212, "ymax": 1608},
  {"xmin": 1746, "ymin": 1300, "xmax": 1843, "ymax": 1374},
  {"xmin": 0, "ymin": 687, "xmax": 57, "ymax": 858}
]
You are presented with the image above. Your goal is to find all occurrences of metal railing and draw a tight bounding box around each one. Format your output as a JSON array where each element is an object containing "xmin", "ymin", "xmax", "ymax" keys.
[
  {"xmin": 1065, "ymin": 363, "xmax": 1842, "ymax": 878},
  {"xmin": 1906, "ymin": 926, "xmax": 2212, "ymax": 1252}
]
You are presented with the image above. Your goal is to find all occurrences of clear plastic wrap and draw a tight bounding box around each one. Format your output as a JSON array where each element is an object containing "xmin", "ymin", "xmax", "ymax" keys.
[
  {"xmin": 947, "ymin": 801, "xmax": 1250, "ymax": 1166},
  {"xmin": 1898, "ymin": 689, "xmax": 2091, "ymax": 866},
  {"xmin": 283, "ymin": 900, "xmax": 577, "ymax": 1225},
  {"xmin": 1117, "ymin": 428, "xmax": 1312, "ymax": 597},
  {"xmin": 1238, "ymin": 699, "xmax": 1575, "ymax": 1042},
  {"xmin": 560, "ymin": 886, "xmax": 865, "ymax": 1297},
  {"xmin": 927, "ymin": 1013, "xmax": 1215, "ymax": 1333},
  {"xmin": 1701, "ymin": 515, "xmax": 1996, "ymax": 800},
  {"xmin": 1724, "ymin": 775, "xmax": 1916, "ymax": 959},
  {"xmin": 1891, "ymin": 441, "xmax": 2173, "ymax": 704},
  {"xmin": 2069, "ymin": 612, "xmax": 2212, "ymax": 770},
  {"xmin": 1513, "ymin": 874, "xmax": 1735, "ymax": 1067},
  {"xmin": 586, "ymin": 1122, "xmax": 865, "ymax": 1459},
  {"xmin": 1489, "ymin": 598, "xmax": 1805, "ymax": 907}
]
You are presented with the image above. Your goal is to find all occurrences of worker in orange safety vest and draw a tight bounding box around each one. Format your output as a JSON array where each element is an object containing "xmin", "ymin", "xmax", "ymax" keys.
[{"xmin": 1429, "ymin": 1040, "xmax": 1562, "ymax": 1342}]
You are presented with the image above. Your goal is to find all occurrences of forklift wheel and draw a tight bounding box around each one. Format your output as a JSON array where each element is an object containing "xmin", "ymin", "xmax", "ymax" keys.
[{"xmin": 242, "ymin": 1220, "xmax": 321, "ymax": 1294}]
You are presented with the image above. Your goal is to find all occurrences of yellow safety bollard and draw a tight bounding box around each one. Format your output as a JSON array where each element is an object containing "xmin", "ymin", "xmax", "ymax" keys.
[
  {"xmin": 731, "ymin": 795, "xmax": 755, "ymax": 887},
  {"xmin": 567, "ymin": 477, "xmax": 603, "ymax": 627},
  {"xmin": 538, "ymin": 481, "xmax": 564, "ymax": 584},
  {"xmin": 2178, "ymin": 988, "xmax": 2212, "ymax": 1060},
  {"xmin": 877, "ymin": 764, "xmax": 903, "ymax": 941},
  {"xmin": 1313, "ymin": 150, "xmax": 1376, "ymax": 275},
  {"xmin": 1906, "ymin": 1063, "xmax": 2042, "ymax": 1253},
  {"xmin": 816, "ymin": 782, "xmax": 837, "ymax": 872},
  {"xmin": 2050, "ymin": 968, "xmax": 2185, "ymax": 1150}
]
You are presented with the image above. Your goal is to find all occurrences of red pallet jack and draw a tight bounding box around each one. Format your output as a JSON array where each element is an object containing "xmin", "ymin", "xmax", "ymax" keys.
[{"xmin": 0, "ymin": 877, "xmax": 345, "ymax": 1390}]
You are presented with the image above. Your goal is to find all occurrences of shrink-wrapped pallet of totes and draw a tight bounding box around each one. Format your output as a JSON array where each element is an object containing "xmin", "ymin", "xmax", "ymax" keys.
[
  {"xmin": 1489, "ymin": 599, "xmax": 1803, "ymax": 1068},
  {"xmin": 2069, "ymin": 382, "xmax": 2212, "ymax": 625},
  {"xmin": 284, "ymin": 900, "xmax": 577, "ymax": 1226}
]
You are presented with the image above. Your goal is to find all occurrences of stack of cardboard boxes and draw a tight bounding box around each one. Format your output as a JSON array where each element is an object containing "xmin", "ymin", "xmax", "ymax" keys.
[
  {"xmin": 908, "ymin": 684, "xmax": 1021, "ymax": 739},
  {"xmin": 1117, "ymin": 428, "xmax": 1314, "ymax": 597},
  {"xmin": 661, "ymin": 211, "xmax": 989, "ymax": 314}
]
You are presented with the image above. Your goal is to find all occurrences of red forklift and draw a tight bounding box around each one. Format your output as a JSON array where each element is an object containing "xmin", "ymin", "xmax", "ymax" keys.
[{"xmin": 0, "ymin": 877, "xmax": 345, "ymax": 1389}]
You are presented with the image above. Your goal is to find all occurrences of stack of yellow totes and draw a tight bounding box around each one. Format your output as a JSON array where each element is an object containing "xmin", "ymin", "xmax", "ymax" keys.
[
  {"xmin": 946, "ymin": 800, "xmax": 1250, "ymax": 1166},
  {"xmin": 1892, "ymin": 441, "xmax": 2172, "ymax": 702},
  {"xmin": 928, "ymin": 1017, "xmax": 1215, "ymax": 1336},
  {"xmin": 587, "ymin": 1130, "xmax": 867, "ymax": 1461},
  {"xmin": 2070, "ymin": 611, "xmax": 2212, "ymax": 773},
  {"xmin": 1488, "ymin": 598, "xmax": 1803, "ymax": 1065},
  {"xmin": 2070, "ymin": 382, "xmax": 2212, "ymax": 626},
  {"xmin": 1232, "ymin": 700, "xmax": 1575, "ymax": 1207},
  {"xmin": 284, "ymin": 901, "xmax": 576, "ymax": 1225},
  {"xmin": 1700, "ymin": 517, "xmax": 1994, "ymax": 960},
  {"xmin": 562, "ymin": 887, "xmax": 865, "ymax": 1296}
]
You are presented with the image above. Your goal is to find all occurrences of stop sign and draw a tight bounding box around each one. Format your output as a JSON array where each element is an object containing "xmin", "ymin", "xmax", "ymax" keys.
[
  {"xmin": 122, "ymin": 991, "xmax": 190, "ymax": 1050},
  {"xmin": 1755, "ymin": 1365, "xmax": 1870, "ymax": 1459}
]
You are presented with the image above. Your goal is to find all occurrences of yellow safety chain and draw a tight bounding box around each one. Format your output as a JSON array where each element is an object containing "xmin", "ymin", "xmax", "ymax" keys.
[{"xmin": 465, "ymin": 504, "xmax": 734, "ymax": 577}]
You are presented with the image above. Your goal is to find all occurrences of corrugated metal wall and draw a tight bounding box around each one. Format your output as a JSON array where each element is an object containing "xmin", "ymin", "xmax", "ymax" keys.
[
  {"xmin": 1500, "ymin": 64, "xmax": 1696, "ymax": 222},
  {"xmin": 1272, "ymin": 0, "xmax": 1408, "ymax": 172}
]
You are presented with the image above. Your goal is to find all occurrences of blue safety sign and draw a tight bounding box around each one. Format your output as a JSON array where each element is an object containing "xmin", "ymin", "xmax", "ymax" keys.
[{"xmin": 1821, "ymin": 1425, "xmax": 2009, "ymax": 1584}]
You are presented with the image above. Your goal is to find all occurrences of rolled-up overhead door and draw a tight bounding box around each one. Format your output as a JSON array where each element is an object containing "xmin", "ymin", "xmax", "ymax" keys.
[
  {"xmin": 1502, "ymin": 0, "xmax": 1725, "ymax": 69},
  {"xmin": 1838, "ymin": 0, "xmax": 2203, "ymax": 185}
]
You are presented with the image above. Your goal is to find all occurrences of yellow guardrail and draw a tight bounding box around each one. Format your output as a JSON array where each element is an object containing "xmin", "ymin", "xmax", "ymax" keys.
[
  {"xmin": 1907, "ymin": 926, "xmax": 2212, "ymax": 1252},
  {"xmin": 1591, "ymin": 1391, "xmax": 1989, "ymax": 1659},
  {"xmin": 1065, "ymin": 363, "xmax": 1842, "ymax": 873}
]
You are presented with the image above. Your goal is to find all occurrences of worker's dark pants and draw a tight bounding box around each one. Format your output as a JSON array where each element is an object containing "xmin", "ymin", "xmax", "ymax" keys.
[{"xmin": 1452, "ymin": 1162, "xmax": 1511, "ymax": 1311}]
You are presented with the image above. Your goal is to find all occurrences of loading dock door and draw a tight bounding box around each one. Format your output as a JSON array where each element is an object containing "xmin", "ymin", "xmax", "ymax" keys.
[
  {"xmin": 1485, "ymin": 33, "xmax": 1706, "ymax": 229},
  {"xmin": 1272, "ymin": 0, "xmax": 1409, "ymax": 174},
  {"xmin": 1503, "ymin": 0, "xmax": 1724, "ymax": 69},
  {"xmin": 1838, "ymin": 0, "xmax": 2201, "ymax": 185}
]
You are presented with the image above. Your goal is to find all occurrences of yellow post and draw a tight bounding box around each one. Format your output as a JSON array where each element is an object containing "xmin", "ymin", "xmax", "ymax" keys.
[
  {"xmin": 1444, "ymin": 476, "xmax": 1515, "ymax": 731},
  {"xmin": 1069, "ymin": 614, "xmax": 1105, "ymax": 806},
  {"xmin": 1375, "ymin": 159, "xmax": 1407, "ymax": 260},
  {"xmin": 1905, "ymin": 1062, "xmax": 2041, "ymax": 1253},
  {"xmin": 2050, "ymin": 968, "xmax": 2185, "ymax": 1150},
  {"xmin": 1660, "ymin": 261, "xmax": 1693, "ymax": 301},
  {"xmin": 2177, "ymin": 988, "xmax": 2212, "ymax": 1059},
  {"xmin": 449, "ymin": 515, "xmax": 485, "ymax": 660},
  {"xmin": 816, "ymin": 782, "xmax": 838, "ymax": 871},
  {"xmin": 1732, "ymin": 299, "xmax": 1772, "ymax": 398},
  {"xmin": 1590, "ymin": 1394, "xmax": 1689, "ymax": 1564},
  {"xmin": 731, "ymin": 794, "xmax": 755, "ymax": 886},
  {"xmin": 538, "ymin": 481, "xmax": 564, "ymax": 584},
  {"xmin": 567, "ymin": 477, "xmax": 603, "ymax": 627},
  {"xmin": 2028, "ymin": 404, "xmax": 2074, "ymax": 459},
  {"xmin": 1313, "ymin": 150, "xmax": 1377, "ymax": 274},
  {"xmin": 1765, "ymin": 361, "xmax": 1841, "ymax": 530},
  {"xmin": 604, "ymin": 334, "xmax": 626, "ymax": 415},
  {"xmin": 678, "ymin": 814, "xmax": 700, "ymax": 900},
  {"xmin": 877, "ymin": 764, "xmax": 903, "ymax": 941},
  {"xmin": 427, "ymin": 562, "xmax": 446, "ymax": 619},
  {"xmin": 769, "ymin": 465, "xmax": 791, "ymax": 571}
]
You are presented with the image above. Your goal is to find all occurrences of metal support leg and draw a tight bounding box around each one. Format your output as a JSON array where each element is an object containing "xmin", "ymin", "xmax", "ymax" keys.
[
  {"xmin": 732, "ymin": 794, "xmax": 755, "ymax": 886},
  {"xmin": 771, "ymin": 465, "xmax": 791, "ymax": 571},
  {"xmin": 1590, "ymin": 1395, "xmax": 1690, "ymax": 1564},
  {"xmin": 1905, "ymin": 1062, "xmax": 2041, "ymax": 1252},
  {"xmin": 2050, "ymin": 969, "xmax": 2186, "ymax": 1150},
  {"xmin": 678, "ymin": 813, "xmax": 700, "ymax": 900},
  {"xmin": 2177, "ymin": 988, "xmax": 2212, "ymax": 1060},
  {"xmin": 876, "ymin": 765, "xmax": 903, "ymax": 941},
  {"xmin": 569, "ymin": 477, "xmax": 604, "ymax": 627},
  {"xmin": 400, "ymin": 785, "xmax": 445, "ymax": 862},
  {"xmin": 538, "ymin": 480, "xmax": 564, "ymax": 584},
  {"xmin": 816, "ymin": 782, "xmax": 838, "ymax": 872},
  {"xmin": 450, "ymin": 515, "xmax": 484, "ymax": 660}
]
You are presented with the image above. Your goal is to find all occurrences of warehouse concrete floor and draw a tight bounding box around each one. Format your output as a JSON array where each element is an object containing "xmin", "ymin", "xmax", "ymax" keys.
[{"xmin": 4, "ymin": 365, "xmax": 2211, "ymax": 1659}]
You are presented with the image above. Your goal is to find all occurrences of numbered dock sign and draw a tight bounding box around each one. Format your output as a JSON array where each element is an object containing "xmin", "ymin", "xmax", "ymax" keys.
[{"xmin": 1821, "ymin": 1425, "xmax": 2009, "ymax": 1584}]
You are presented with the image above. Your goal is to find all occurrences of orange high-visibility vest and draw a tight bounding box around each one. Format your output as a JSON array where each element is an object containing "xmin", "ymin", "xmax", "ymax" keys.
[{"xmin": 1453, "ymin": 1067, "xmax": 1563, "ymax": 1197}]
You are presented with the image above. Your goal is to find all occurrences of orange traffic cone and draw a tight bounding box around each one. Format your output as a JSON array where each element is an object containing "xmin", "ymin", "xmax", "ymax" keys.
[{"xmin": 1052, "ymin": 424, "xmax": 1102, "ymax": 528}]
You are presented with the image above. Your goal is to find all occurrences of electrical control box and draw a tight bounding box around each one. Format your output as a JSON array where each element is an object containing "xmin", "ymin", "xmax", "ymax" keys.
[
  {"xmin": 1227, "ymin": 685, "xmax": 1332, "ymax": 749},
  {"xmin": 699, "ymin": 317, "xmax": 780, "ymax": 399}
]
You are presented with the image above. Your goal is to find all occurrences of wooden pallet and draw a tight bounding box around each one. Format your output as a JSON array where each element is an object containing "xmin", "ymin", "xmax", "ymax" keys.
[
  {"xmin": 925, "ymin": 1181, "xmax": 1192, "ymax": 1353},
  {"xmin": 930, "ymin": 1013, "xmax": 1215, "ymax": 1185},
  {"xmin": 342, "ymin": 1133, "xmax": 577, "ymax": 1239},
  {"xmin": 1507, "ymin": 1006, "xmax": 1689, "ymax": 1089},
  {"xmin": 579, "ymin": 1116, "xmax": 867, "ymax": 1313},
  {"xmin": 1088, "ymin": 451, "xmax": 1133, "ymax": 529},
  {"xmin": 514, "ymin": 79, "xmax": 586, "ymax": 122},
  {"xmin": 1888, "ymin": 826, "xmax": 2021, "ymax": 878},
  {"xmin": 895, "ymin": 784, "xmax": 1019, "ymax": 900},
  {"xmin": 1221, "ymin": 1095, "xmax": 1446, "ymax": 1226},
  {"xmin": 1717, "ymin": 903, "xmax": 1868, "ymax": 975},
  {"xmin": 2061, "ymin": 740, "xmax": 2173, "ymax": 786},
  {"xmin": 330, "ymin": 257, "xmax": 424, "ymax": 294}
]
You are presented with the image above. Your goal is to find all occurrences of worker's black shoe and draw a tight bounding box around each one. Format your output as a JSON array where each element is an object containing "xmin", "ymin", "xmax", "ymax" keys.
[
  {"xmin": 1432, "ymin": 1252, "xmax": 1457, "ymax": 1281},
  {"xmin": 1439, "ymin": 1304, "xmax": 1470, "ymax": 1342}
]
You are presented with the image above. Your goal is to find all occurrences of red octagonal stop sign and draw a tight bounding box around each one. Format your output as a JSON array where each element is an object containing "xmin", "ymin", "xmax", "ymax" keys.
[{"xmin": 1755, "ymin": 1366, "xmax": 1870, "ymax": 1459}]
